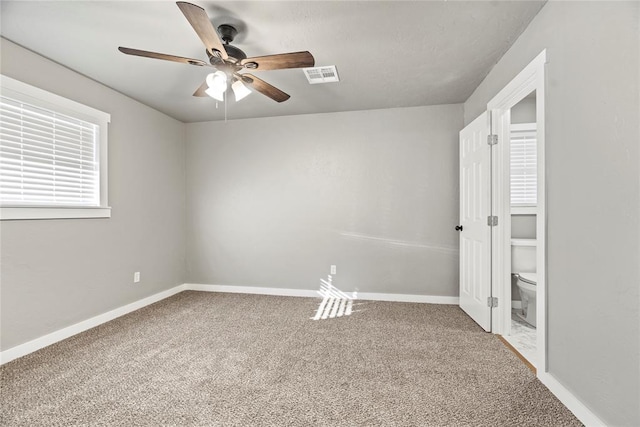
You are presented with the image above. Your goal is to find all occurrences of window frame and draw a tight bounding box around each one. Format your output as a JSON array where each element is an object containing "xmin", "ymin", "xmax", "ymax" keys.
[
  {"xmin": 0, "ymin": 75, "xmax": 111, "ymax": 220},
  {"xmin": 510, "ymin": 122, "xmax": 537, "ymax": 215}
]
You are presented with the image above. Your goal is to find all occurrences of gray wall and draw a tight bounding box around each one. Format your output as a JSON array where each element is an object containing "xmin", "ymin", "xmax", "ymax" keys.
[
  {"xmin": 0, "ymin": 38, "xmax": 187, "ymax": 351},
  {"xmin": 186, "ymin": 105, "xmax": 463, "ymax": 296},
  {"xmin": 510, "ymin": 96, "xmax": 536, "ymax": 125},
  {"xmin": 465, "ymin": 2, "xmax": 640, "ymax": 425},
  {"xmin": 511, "ymin": 215, "xmax": 536, "ymax": 239}
]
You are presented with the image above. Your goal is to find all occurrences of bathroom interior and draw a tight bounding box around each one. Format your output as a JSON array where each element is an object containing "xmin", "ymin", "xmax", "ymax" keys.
[{"xmin": 506, "ymin": 90, "xmax": 538, "ymax": 367}]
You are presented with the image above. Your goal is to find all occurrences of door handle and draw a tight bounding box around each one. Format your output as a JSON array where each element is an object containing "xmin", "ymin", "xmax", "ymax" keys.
[{"xmin": 455, "ymin": 225, "xmax": 463, "ymax": 231}]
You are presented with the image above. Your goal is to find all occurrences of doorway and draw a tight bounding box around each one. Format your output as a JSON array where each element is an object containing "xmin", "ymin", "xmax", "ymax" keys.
[
  {"xmin": 502, "ymin": 90, "xmax": 539, "ymax": 367},
  {"xmin": 458, "ymin": 50, "xmax": 547, "ymax": 372}
]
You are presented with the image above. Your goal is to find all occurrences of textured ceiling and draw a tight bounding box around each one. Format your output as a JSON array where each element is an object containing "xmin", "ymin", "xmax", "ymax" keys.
[{"xmin": 0, "ymin": 1, "xmax": 545, "ymax": 123}]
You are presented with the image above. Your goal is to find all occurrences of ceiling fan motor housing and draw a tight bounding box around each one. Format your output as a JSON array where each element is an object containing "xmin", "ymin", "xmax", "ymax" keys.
[
  {"xmin": 222, "ymin": 44, "xmax": 247, "ymax": 61},
  {"xmin": 207, "ymin": 24, "xmax": 247, "ymax": 63},
  {"xmin": 207, "ymin": 45, "xmax": 247, "ymax": 65}
]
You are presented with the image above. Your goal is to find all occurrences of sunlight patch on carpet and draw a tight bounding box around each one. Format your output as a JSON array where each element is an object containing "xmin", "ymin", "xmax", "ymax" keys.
[{"xmin": 312, "ymin": 277, "xmax": 356, "ymax": 320}]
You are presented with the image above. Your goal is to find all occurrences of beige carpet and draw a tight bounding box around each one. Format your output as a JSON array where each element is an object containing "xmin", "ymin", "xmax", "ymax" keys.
[{"xmin": 1, "ymin": 291, "xmax": 581, "ymax": 426}]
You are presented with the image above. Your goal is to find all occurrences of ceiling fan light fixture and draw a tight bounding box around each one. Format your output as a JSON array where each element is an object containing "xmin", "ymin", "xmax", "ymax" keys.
[
  {"xmin": 206, "ymin": 71, "xmax": 228, "ymax": 92},
  {"xmin": 232, "ymin": 80, "xmax": 251, "ymax": 101},
  {"xmin": 205, "ymin": 87, "xmax": 224, "ymax": 101}
]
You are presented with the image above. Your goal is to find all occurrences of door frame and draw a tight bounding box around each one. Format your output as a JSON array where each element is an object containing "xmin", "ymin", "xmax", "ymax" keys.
[{"xmin": 487, "ymin": 50, "xmax": 547, "ymax": 372}]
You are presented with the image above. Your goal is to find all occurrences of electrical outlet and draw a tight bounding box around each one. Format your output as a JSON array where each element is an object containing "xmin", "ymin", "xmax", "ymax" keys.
[
  {"xmin": 330, "ymin": 265, "xmax": 337, "ymax": 275},
  {"xmin": 134, "ymin": 272, "xmax": 140, "ymax": 283}
]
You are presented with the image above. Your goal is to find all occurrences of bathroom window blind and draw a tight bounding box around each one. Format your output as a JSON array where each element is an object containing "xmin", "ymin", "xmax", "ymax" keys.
[
  {"xmin": 510, "ymin": 123, "xmax": 537, "ymax": 206},
  {"xmin": 0, "ymin": 96, "xmax": 100, "ymax": 207}
]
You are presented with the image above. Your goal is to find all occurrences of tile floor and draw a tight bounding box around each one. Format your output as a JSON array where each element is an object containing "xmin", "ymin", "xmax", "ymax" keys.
[{"xmin": 504, "ymin": 308, "xmax": 537, "ymax": 367}]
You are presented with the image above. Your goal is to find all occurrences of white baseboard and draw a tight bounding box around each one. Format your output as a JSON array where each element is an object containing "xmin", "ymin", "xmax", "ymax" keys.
[
  {"xmin": 355, "ymin": 291, "xmax": 458, "ymax": 304},
  {"xmin": 184, "ymin": 283, "xmax": 459, "ymax": 305},
  {"xmin": 185, "ymin": 283, "xmax": 319, "ymax": 298},
  {"xmin": 538, "ymin": 371, "xmax": 606, "ymax": 426},
  {"xmin": 0, "ymin": 284, "xmax": 186, "ymax": 365}
]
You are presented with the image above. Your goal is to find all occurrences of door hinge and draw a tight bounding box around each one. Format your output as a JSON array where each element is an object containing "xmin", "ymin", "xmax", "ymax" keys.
[
  {"xmin": 487, "ymin": 216, "xmax": 498, "ymax": 226},
  {"xmin": 487, "ymin": 297, "xmax": 499, "ymax": 308},
  {"xmin": 487, "ymin": 134, "xmax": 498, "ymax": 145}
]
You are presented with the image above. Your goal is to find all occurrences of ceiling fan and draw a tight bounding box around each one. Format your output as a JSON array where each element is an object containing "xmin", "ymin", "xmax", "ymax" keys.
[{"xmin": 118, "ymin": 1, "xmax": 315, "ymax": 103}]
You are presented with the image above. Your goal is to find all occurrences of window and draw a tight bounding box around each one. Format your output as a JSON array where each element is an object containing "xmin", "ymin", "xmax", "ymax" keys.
[
  {"xmin": 510, "ymin": 123, "xmax": 537, "ymax": 208},
  {"xmin": 0, "ymin": 75, "xmax": 110, "ymax": 220}
]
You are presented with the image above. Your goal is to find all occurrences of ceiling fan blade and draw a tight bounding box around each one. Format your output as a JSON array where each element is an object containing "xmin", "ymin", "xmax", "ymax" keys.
[
  {"xmin": 176, "ymin": 2, "xmax": 228, "ymax": 60},
  {"xmin": 118, "ymin": 47, "xmax": 208, "ymax": 66},
  {"xmin": 239, "ymin": 73, "xmax": 290, "ymax": 103},
  {"xmin": 193, "ymin": 80, "xmax": 209, "ymax": 97},
  {"xmin": 240, "ymin": 51, "xmax": 315, "ymax": 71}
]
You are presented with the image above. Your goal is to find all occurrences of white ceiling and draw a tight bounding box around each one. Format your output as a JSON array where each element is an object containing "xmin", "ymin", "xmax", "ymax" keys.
[{"xmin": 0, "ymin": 1, "xmax": 545, "ymax": 123}]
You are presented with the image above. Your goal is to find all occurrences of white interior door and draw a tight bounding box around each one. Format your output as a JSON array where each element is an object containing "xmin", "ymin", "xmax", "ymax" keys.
[{"xmin": 459, "ymin": 112, "xmax": 492, "ymax": 331}]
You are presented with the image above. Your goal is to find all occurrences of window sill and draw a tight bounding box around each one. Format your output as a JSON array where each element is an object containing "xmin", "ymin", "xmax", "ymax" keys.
[
  {"xmin": 0, "ymin": 207, "xmax": 111, "ymax": 220},
  {"xmin": 511, "ymin": 206, "xmax": 538, "ymax": 215}
]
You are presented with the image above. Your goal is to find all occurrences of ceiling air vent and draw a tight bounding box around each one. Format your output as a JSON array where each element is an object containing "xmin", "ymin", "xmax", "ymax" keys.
[{"xmin": 303, "ymin": 66, "xmax": 339, "ymax": 84}]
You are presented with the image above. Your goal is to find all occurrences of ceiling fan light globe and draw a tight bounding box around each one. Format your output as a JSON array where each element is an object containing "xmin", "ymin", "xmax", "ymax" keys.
[
  {"xmin": 206, "ymin": 71, "xmax": 227, "ymax": 92},
  {"xmin": 205, "ymin": 87, "xmax": 224, "ymax": 102},
  {"xmin": 232, "ymin": 80, "xmax": 251, "ymax": 101}
]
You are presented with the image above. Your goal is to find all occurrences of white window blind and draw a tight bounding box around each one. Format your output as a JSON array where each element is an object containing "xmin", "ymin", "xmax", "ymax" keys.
[
  {"xmin": 510, "ymin": 123, "xmax": 537, "ymax": 206},
  {"xmin": 0, "ymin": 96, "xmax": 100, "ymax": 207},
  {"xmin": 0, "ymin": 75, "xmax": 110, "ymax": 220}
]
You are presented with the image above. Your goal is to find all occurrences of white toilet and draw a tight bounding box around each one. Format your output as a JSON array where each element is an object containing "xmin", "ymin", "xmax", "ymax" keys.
[
  {"xmin": 515, "ymin": 272, "xmax": 537, "ymax": 327},
  {"xmin": 511, "ymin": 239, "xmax": 537, "ymax": 327}
]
